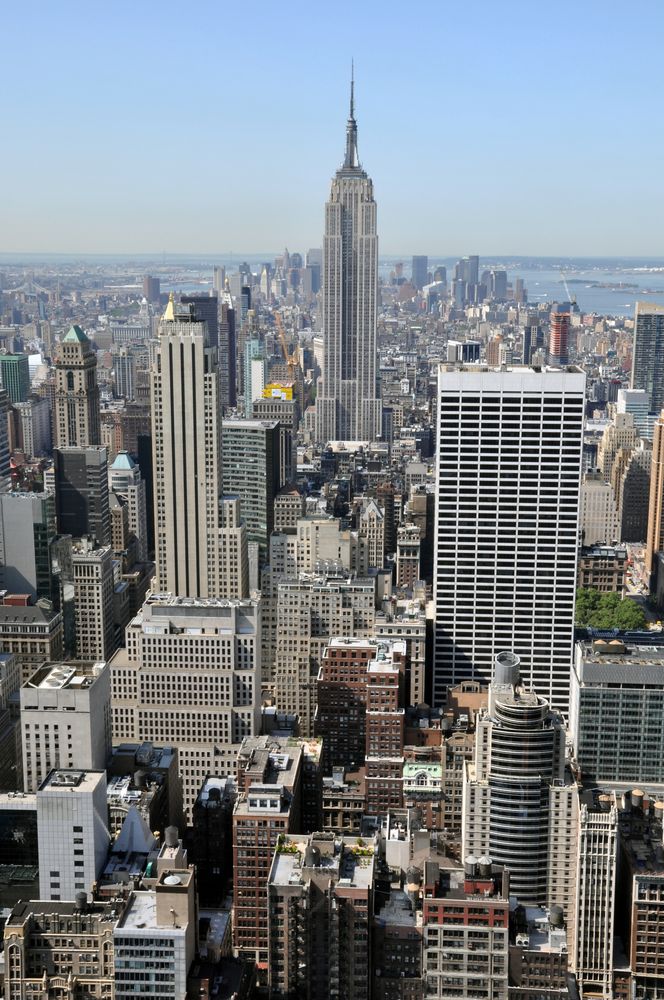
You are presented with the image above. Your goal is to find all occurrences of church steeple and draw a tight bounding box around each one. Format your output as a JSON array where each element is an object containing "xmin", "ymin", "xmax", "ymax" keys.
[{"xmin": 343, "ymin": 63, "xmax": 359, "ymax": 169}]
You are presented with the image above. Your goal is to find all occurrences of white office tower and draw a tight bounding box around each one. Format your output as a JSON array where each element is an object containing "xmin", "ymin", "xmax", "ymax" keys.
[
  {"xmin": 573, "ymin": 791, "xmax": 619, "ymax": 997},
  {"xmin": 109, "ymin": 594, "xmax": 260, "ymax": 814},
  {"xmin": 316, "ymin": 78, "xmax": 381, "ymax": 444},
  {"xmin": 433, "ymin": 365, "xmax": 585, "ymax": 711},
  {"xmin": 151, "ymin": 295, "xmax": 222, "ymax": 598},
  {"xmin": 21, "ymin": 661, "xmax": 111, "ymax": 793},
  {"xmin": 462, "ymin": 652, "xmax": 575, "ymax": 916},
  {"xmin": 37, "ymin": 769, "xmax": 110, "ymax": 901},
  {"xmin": 108, "ymin": 451, "xmax": 148, "ymax": 562}
]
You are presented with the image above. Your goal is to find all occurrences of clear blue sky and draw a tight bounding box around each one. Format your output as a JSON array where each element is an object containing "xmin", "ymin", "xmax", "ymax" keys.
[{"xmin": 3, "ymin": 0, "xmax": 663, "ymax": 256}]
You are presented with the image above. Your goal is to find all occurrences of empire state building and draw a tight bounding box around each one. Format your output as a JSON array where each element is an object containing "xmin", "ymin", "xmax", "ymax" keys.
[{"xmin": 317, "ymin": 80, "xmax": 381, "ymax": 444}]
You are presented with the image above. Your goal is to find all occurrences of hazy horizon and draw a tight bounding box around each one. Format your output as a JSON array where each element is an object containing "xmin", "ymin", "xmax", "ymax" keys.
[{"xmin": 4, "ymin": 0, "xmax": 664, "ymax": 256}]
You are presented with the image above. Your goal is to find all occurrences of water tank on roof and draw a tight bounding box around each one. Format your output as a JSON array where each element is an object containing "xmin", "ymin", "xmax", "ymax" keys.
[
  {"xmin": 493, "ymin": 650, "xmax": 520, "ymax": 686},
  {"xmin": 550, "ymin": 905, "xmax": 564, "ymax": 928},
  {"xmin": 164, "ymin": 825, "xmax": 179, "ymax": 847},
  {"xmin": 208, "ymin": 786, "xmax": 221, "ymax": 802},
  {"xmin": 478, "ymin": 855, "xmax": 492, "ymax": 878},
  {"xmin": 465, "ymin": 855, "xmax": 478, "ymax": 877},
  {"xmin": 75, "ymin": 891, "xmax": 87, "ymax": 912},
  {"xmin": 134, "ymin": 769, "xmax": 147, "ymax": 789}
]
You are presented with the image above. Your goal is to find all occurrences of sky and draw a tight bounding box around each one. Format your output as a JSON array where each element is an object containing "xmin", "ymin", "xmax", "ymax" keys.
[{"xmin": 3, "ymin": 0, "xmax": 664, "ymax": 257}]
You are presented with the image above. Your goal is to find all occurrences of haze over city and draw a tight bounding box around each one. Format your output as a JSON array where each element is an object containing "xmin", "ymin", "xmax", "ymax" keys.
[{"xmin": 4, "ymin": 0, "xmax": 664, "ymax": 255}]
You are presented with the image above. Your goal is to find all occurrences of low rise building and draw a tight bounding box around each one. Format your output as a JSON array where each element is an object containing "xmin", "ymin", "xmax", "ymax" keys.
[{"xmin": 577, "ymin": 545, "xmax": 627, "ymax": 593}]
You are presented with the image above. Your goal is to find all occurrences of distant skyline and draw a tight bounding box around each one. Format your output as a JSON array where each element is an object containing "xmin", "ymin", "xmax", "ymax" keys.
[{"xmin": 3, "ymin": 0, "xmax": 664, "ymax": 256}]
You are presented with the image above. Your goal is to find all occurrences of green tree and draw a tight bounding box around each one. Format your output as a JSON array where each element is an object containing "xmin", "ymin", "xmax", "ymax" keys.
[{"xmin": 575, "ymin": 588, "xmax": 646, "ymax": 630}]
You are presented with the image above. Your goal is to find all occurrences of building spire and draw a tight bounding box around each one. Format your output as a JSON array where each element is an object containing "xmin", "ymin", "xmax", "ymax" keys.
[{"xmin": 344, "ymin": 62, "xmax": 359, "ymax": 169}]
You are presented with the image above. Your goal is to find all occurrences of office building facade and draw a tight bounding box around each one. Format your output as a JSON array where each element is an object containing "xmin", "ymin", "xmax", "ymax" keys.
[
  {"xmin": 151, "ymin": 297, "xmax": 222, "ymax": 598},
  {"xmin": 433, "ymin": 366, "xmax": 585, "ymax": 711}
]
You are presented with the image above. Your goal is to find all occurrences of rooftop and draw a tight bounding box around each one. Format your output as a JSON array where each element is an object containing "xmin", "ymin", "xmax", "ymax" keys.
[
  {"xmin": 38, "ymin": 769, "xmax": 106, "ymax": 794},
  {"xmin": 25, "ymin": 661, "xmax": 104, "ymax": 691}
]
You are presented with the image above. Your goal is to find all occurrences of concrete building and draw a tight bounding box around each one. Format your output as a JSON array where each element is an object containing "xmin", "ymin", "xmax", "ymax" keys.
[
  {"xmin": 21, "ymin": 660, "xmax": 111, "ymax": 793},
  {"xmin": 53, "ymin": 444, "xmax": 111, "ymax": 545},
  {"xmin": 222, "ymin": 418, "xmax": 283, "ymax": 568},
  {"xmin": 631, "ymin": 301, "xmax": 664, "ymax": 414},
  {"xmin": 219, "ymin": 496, "xmax": 249, "ymax": 598},
  {"xmin": 411, "ymin": 255, "xmax": 429, "ymax": 290},
  {"xmin": 571, "ymin": 639, "xmax": 664, "ymax": 785},
  {"xmin": 423, "ymin": 859, "xmax": 510, "ymax": 1000},
  {"xmin": 14, "ymin": 395, "xmax": 52, "ymax": 456},
  {"xmin": 573, "ymin": 790, "xmax": 618, "ymax": 998},
  {"xmin": 462, "ymin": 652, "xmax": 573, "ymax": 912},
  {"xmin": 619, "ymin": 442, "xmax": 652, "ymax": 542},
  {"xmin": 267, "ymin": 832, "xmax": 375, "ymax": 999},
  {"xmin": 372, "ymin": 887, "xmax": 422, "ymax": 1000},
  {"xmin": 396, "ymin": 523, "xmax": 421, "ymax": 589},
  {"xmin": 577, "ymin": 544, "xmax": 627, "ymax": 593},
  {"xmin": 548, "ymin": 312, "xmax": 570, "ymax": 366},
  {"xmin": 151, "ymin": 296, "xmax": 222, "ymax": 598},
  {"xmin": 580, "ymin": 469, "xmax": 620, "ymax": 545},
  {"xmin": 113, "ymin": 838, "xmax": 197, "ymax": 1000},
  {"xmin": 316, "ymin": 637, "xmax": 405, "ymax": 814},
  {"xmin": 617, "ymin": 387, "xmax": 653, "ymax": 438},
  {"xmin": 433, "ymin": 366, "xmax": 585, "ymax": 712},
  {"xmin": 36, "ymin": 769, "xmax": 110, "ymax": 901},
  {"xmin": 317, "ymin": 82, "xmax": 381, "ymax": 443},
  {"xmin": 647, "ymin": 410, "xmax": 664, "ymax": 576},
  {"xmin": 0, "ymin": 598, "xmax": 64, "ymax": 683},
  {"xmin": 0, "ymin": 490, "xmax": 57, "ymax": 601},
  {"xmin": 597, "ymin": 412, "xmax": 638, "ymax": 484},
  {"xmin": 232, "ymin": 737, "xmax": 303, "ymax": 966},
  {"xmin": 0, "ymin": 352, "xmax": 30, "ymax": 403},
  {"xmin": 72, "ymin": 539, "xmax": 116, "ymax": 661},
  {"xmin": 269, "ymin": 573, "xmax": 375, "ymax": 734},
  {"xmin": 108, "ymin": 451, "xmax": 148, "ymax": 562},
  {"xmin": 3, "ymin": 896, "xmax": 118, "ymax": 996},
  {"xmin": 54, "ymin": 325, "xmax": 101, "ymax": 447},
  {"xmin": 109, "ymin": 594, "xmax": 260, "ymax": 814}
]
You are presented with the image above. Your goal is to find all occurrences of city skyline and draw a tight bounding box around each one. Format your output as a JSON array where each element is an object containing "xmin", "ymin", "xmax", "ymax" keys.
[{"xmin": 4, "ymin": 0, "xmax": 664, "ymax": 255}]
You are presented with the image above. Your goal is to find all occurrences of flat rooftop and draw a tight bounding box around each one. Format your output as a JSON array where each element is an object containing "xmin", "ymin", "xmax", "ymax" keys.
[
  {"xmin": 26, "ymin": 661, "xmax": 104, "ymax": 690},
  {"xmin": 39, "ymin": 769, "xmax": 106, "ymax": 794}
]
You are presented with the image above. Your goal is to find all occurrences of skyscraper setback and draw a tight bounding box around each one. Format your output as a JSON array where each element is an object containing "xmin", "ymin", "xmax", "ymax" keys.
[{"xmin": 316, "ymin": 80, "xmax": 381, "ymax": 444}]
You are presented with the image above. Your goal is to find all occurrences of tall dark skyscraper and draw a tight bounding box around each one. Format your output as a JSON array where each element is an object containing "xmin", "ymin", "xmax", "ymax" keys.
[
  {"xmin": 631, "ymin": 301, "xmax": 664, "ymax": 413},
  {"xmin": 411, "ymin": 255, "xmax": 429, "ymax": 290},
  {"xmin": 317, "ymin": 78, "xmax": 381, "ymax": 444}
]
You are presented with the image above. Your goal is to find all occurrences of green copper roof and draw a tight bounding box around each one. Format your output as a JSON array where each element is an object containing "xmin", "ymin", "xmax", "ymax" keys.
[
  {"xmin": 62, "ymin": 324, "xmax": 88, "ymax": 343},
  {"xmin": 111, "ymin": 451, "xmax": 136, "ymax": 471}
]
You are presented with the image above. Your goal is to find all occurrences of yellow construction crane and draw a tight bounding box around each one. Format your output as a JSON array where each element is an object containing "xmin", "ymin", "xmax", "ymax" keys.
[{"xmin": 274, "ymin": 312, "xmax": 298, "ymax": 376}]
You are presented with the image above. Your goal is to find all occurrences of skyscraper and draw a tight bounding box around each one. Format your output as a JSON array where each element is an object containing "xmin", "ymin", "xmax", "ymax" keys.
[
  {"xmin": 433, "ymin": 365, "xmax": 585, "ymax": 712},
  {"xmin": 411, "ymin": 255, "xmax": 429, "ymax": 290},
  {"xmin": 54, "ymin": 326, "xmax": 101, "ymax": 448},
  {"xmin": 646, "ymin": 410, "xmax": 664, "ymax": 575},
  {"xmin": 631, "ymin": 301, "xmax": 664, "ymax": 413},
  {"xmin": 151, "ymin": 296, "xmax": 222, "ymax": 598},
  {"xmin": 317, "ymin": 78, "xmax": 381, "ymax": 443},
  {"xmin": 549, "ymin": 311, "xmax": 570, "ymax": 366}
]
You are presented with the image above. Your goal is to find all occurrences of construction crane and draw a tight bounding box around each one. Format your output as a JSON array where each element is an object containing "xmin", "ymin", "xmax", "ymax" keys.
[
  {"xmin": 559, "ymin": 267, "xmax": 577, "ymax": 307},
  {"xmin": 274, "ymin": 311, "xmax": 298, "ymax": 377}
]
